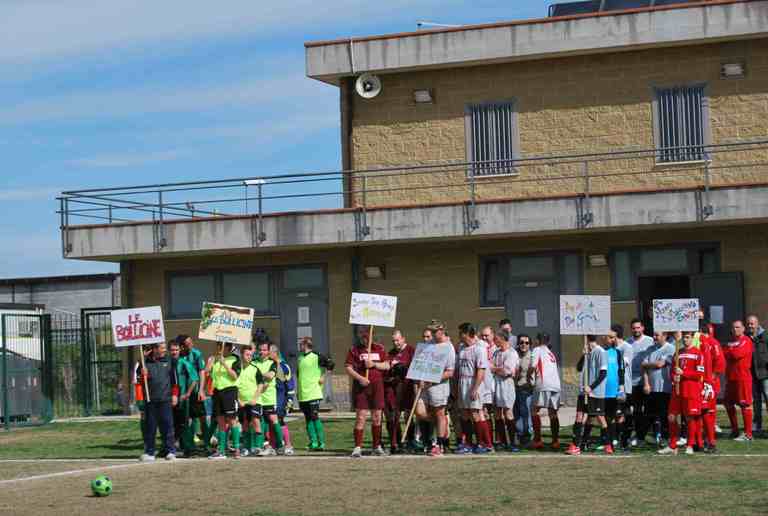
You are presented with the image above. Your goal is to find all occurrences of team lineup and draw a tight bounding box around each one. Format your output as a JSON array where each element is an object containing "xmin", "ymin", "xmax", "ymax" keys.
[{"xmin": 132, "ymin": 313, "xmax": 763, "ymax": 460}]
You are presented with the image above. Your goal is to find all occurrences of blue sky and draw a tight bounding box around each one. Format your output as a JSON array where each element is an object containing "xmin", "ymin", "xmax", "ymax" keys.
[{"xmin": 1, "ymin": 0, "xmax": 547, "ymax": 278}]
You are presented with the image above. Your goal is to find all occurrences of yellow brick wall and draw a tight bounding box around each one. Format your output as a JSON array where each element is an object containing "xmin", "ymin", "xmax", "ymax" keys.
[{"xmin": 349, "ymin": 40, "xmax": 768, "ymax": 207}]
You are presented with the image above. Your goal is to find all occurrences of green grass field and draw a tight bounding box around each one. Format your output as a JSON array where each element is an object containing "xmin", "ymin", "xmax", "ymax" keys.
[{"xmin": 0, "ymin": 416, "xmax": 767, "ymax": 515}]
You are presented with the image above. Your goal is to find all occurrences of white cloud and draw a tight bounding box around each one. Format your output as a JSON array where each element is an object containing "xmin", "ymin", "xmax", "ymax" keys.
[
  {"xmin": 68, "ymin": 149, "xmax": 191, "ymax": 168},
  {"xmin": 0, "ymin": 0, "xmax": 455, "ymax": 66},
  {"xmin": 0, "ymin": 186, "xmax": 64, "ymax": 201}
]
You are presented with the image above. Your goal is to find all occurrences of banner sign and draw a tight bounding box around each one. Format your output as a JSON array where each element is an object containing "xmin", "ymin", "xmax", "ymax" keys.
[
  {"xmin": 652, "ymin": 298, "xmax": 700, "ymax": 332},
  {"xmin": 349, "ymin": 292, "xmax": 398, "ymax": 327},
  {"xmin": 112, "ymin": 306, "xmax": 165, "ymax": 347},
  {"xmin": 198, "ymin": 302, "xmax": 255, "ymax": 345},
  {"xmin": 559, "ymin": 295, "xmax": 611, "ymax": 335},
  {"xmin": 406, "ymin": 342, "xmax": 452, "ymax": 384}
]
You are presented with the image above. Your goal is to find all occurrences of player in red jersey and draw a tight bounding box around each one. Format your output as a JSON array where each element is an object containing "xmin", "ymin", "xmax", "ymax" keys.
[
  {"xmin": 699, "ymin": 323, "xmax": 724, "ymax": 452},
  {"xmin": 724, "ymin": 320, "xmax": 754, "ymax": 441},
  {"xmin": 384, "ymin": 329, "xmax": 415, "ymax": 454},
  {"xmin": 659, "ymin": 332, "xmax": 704, "ymax": 456},
  {"xmin": 346, "ymin": 329, "xmax": 391, "ymax": 457}
]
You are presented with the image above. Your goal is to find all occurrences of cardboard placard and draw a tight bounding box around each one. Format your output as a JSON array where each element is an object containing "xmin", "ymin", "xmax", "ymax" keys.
[
  {"xmin": 559, "ymin": 295, "xmax": 611, "ymax": 335},
  {"xmin": 198, "ymin": 302, "xmax": 255, "ymax": 345},
  {"xmin": 111, "ymin": 306, "xmax": 165, "ymax": 347},
  {"xmin": 349, "ymin": 292, "xmax": 398, "ymax": 328},
  {"xmin": 406, "ymin": 342, "xmax": 452, "ymax": 384},
  {"xmin": 652, "ymin": 298, "xmax": 700, "ymax": 332}
]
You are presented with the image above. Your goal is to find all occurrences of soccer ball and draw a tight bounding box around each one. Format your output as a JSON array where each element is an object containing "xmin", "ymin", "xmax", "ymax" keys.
[{"xmin": 90, "ymin": 475, "xmax": 113, "ymax": 497}]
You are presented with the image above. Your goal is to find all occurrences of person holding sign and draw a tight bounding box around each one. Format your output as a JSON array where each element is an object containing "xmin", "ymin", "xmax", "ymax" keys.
[
  {"xmin": 528, "ymin": 333, "xmax": 562, "ymax": 450},
  {"xmin": 137, "ymin": 342, "xmax": 179, "ymax": 462},
  {"xmin": 346, "ymin": 329, "xmax": 390, "ymax": 458},
  {"xmin": 658, "ymin": 331, "xmax": 705, "ymax": 456},
  {"xmin": 206, "ymin": 342, "xmax": 241, "ymax": 459},
  {"xmin": 236, "ymin": 344, "xmax": 266, "ymax": 457}
]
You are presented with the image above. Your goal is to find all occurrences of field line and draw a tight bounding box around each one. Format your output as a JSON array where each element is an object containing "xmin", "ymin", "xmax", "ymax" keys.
[{"xmin": 0, "ymin": 460, "xmax": 193, "ymax": 485}]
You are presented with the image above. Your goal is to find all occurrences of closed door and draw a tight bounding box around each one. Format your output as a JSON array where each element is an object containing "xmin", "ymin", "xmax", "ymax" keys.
[
  {"xmin": 505, "ymin": 280, "xmax": 560, "ymax": 359},
  {"xmin": 691, "ymin": 272, "xmax": 745, "ymax": 342}
]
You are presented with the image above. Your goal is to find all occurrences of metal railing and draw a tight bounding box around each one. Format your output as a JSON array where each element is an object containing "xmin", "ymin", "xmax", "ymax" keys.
[{"xmin": 58, "ymin": 139, "xmax": 768, "ymax": 249}]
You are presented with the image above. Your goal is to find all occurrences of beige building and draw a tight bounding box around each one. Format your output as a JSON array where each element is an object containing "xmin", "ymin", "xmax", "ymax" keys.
[{"xmin": 61, "ymin": 0, "xmax": 768, "ymax": 405}]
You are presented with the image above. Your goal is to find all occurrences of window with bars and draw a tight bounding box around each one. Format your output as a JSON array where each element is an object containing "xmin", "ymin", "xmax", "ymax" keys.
[
  {"xmin": 465, "ymin": 101, "xmax": 518, "ymax": 176},
  {"xmin": 654, "ymin": 85, "xmax": 707, "ymax": 163}
]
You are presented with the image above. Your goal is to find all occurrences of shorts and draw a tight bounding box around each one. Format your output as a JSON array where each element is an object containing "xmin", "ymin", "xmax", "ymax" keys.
[
  {"xmin": 669, "ymin": 394, "xmax": 701, "ymax": 416},
  {"xmin": 422, "ymin": 382, "xmax": 450, "ymax": 408},
  {"xmin": 238, "ymin": 404, "xmax": 263, "ymax": 424},
  {"xmin": 385, "ymin": 384, "xmax": 414, "ymax": 413},
  {"xmin": 533, "ymin": 390, "xmax": 560, "ymax": 410},
  {"xmin": 261, "ymin": 405, "xmax": 277, "ymax": 417},
  {"xmin": 587, "ymin": 397, "xmax": 605, "ymax": 416},
  {"xmin": 493, "ymin": 379, "xmax": 516, "ymax": 409},
  {"xmin": 189, "ymin": 397, "xmax": 206, "ymax": 418},
  {"xmin": 354, "ymin": 381, "xmax": 385, "ymax": 411},
  {"xmin": 577, "ymin": 394, "xmax": 588, "ymax": 414},
  {"xmin": 299, "ymin": 399, "xmax": 321, "ymax": 419},
  {"xmin": 458, "ymin": 379, "xmax": 483, "ymax": 410},
  {"xmin": 213, "ymin": 387, "xmax": 238, "ymax": 417},
  {"xmin": 725, "ymin": 379, "xmax": 753, "ymax": 407}
]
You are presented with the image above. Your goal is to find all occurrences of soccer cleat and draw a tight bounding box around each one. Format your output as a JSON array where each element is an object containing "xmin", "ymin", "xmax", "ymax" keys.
[
  {"xmin": 231, "ymin": 449, "xmax": 241, "ymax": 460},
  {"xmin": 714, "ymin": 424, "xmax": 723, "ymax": 434},
  {"xmin": 704, "ymin": 445, "xmax": 718, "ymax": 454},
  {"xmin": 685, "ymin": 447, "xmax": 694, "ymax": 455},
  {"xmin": 259, "ymin": 446, "xmax": 277, "ymax": 457},
  {"xmin": 630, "ymin": 438, "xmax": 638, "ymax": 447},
  {"xmin": 373, "ymin": 446, "xmax": 388, "ymax": 457},
  {"xmin": 165, "ymin": 453, "xmax": 177, "ymax": 461},
  {"xmin": 276, "ymin": 447, "xmax": 286, "ymax": 456},
  {"xmin": 530, "ymin": 440, "xmax": 544, "ymax": 450},
  {"xmin": 550, "ymin": 440, "xmax": 561, "ymax": 450},
  {"xmin": 249, "ymin": 447, "xmax": 262, "ymax": 456},
  {"xmin": 507, "ymin": 444, "xmax": 520, "ymax": 453},
  {"xmin": 317, "ymin": 443, "xmax": 326, "ymax": 452},
  {"xmin": 308, "ymin": 441, "xmax": 319, "ymax": 451},
  {"xmin": 734, "ymin": 433, "xmax": 753, "ymax": 442},
  {"xmin": 208, "ymin": 451, "xmax": 227, "ymax": 460},
  {"xmin": 472, "ymin": 446, "xmax": 491, "ymax": 455},
  {"xmin": 657, "ymin": 446, "xmax": 678, "ymax": 456},
  {"xmin": 565, "ymin": 443, "xmax": 581, "ymax": 456},
  {"xmin": 350, "ymin": 446, "xmax": 363, "ymax": 458},
  {"xmin": 139, "ymin": 453, "xmax": 156, "ymax": 462},
  {"xmin": 604, "ymin": 444, "xmax": 614, "ymax": 455},
  {"xmin": 676, "ymin": 437, "xmax": 687, "ymax": 447},
  {"xmin": 429, "ymin": 445, "xmax": 443, "ymax": 457},
  {"xmin": 453, "ymin": 444, "xmax": 471, "ymax": 455},
  {"xmin": 240, "ymin": 448, "xmax": 250, "ymax": 458},
  {"xmin": 284, "ymin": 446, "xmax": 295, "ymax": 456}
]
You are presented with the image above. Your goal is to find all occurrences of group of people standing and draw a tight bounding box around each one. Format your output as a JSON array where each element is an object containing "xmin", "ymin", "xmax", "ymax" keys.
[{"xmin": 346, "ymin": 314, "xmax": 768, "ymax": 457}]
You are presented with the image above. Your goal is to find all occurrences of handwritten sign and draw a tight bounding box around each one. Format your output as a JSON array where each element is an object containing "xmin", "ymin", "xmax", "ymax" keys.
[
  {"xmin": 349, "ymin": 292, "xmax": 398, "ymax": 327},
  {"xmin": 653, "ymin": 299, "xmax": 700, "ymax": 332},
  {"xmin": 406, "ymin": 342, "xmax": 452, "ymax": 384},
  {"xmin": 198, "ymin": 302, "xmax": 255, "ymax": 345},
  {"xmin": 111, "ymin": 306, "xmax": 165, "ymax": 347},
  {"xmin": 560, "ymin": 295, "xmax": 611, "ymax": 335}
]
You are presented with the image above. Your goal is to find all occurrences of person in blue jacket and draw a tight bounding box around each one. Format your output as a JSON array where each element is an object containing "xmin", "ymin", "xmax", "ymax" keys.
[{"xmin": 271, "ymin": 344, "xmax": 296, "ymax": 455}]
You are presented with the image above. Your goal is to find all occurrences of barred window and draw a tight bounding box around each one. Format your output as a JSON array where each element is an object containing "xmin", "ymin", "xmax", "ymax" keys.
[
  {"xmin": 654, "ymin": 85, "xmax": 706, "ymax": 163},
  {"xmin": 465, "ymin": 101, "xmax": 518, "ymax": 176}
]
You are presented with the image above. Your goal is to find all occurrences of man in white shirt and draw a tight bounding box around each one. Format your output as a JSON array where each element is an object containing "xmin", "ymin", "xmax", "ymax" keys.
[
  {"xmin": 627, "ymin": 318, "xmax": 654, "ymax": 447},
  {"xmin": 528, "ymin": 333, "xmax": 561, "ymax": 450}
]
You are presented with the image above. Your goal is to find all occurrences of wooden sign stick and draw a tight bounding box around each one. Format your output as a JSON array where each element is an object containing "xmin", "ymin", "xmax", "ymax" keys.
[
  {"xmin": 401, "ymin": 384, "xmax": 424, "ymax": 444},
  {"xmin": 365, "ymin": 325, "xmax": 374, "ymax": 380},
  {"xmin": 140, "ymin": 349, "xmax": 151, "ymax": 403},
  {"xmin": 582, "ymin": 335, "xmax": 589, "ymax": 407}
]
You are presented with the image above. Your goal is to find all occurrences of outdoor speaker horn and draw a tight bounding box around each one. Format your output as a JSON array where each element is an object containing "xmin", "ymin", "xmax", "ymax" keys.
[{"xmin": 355, "ymin": 73, "xmax": 382, "ymax": 99}]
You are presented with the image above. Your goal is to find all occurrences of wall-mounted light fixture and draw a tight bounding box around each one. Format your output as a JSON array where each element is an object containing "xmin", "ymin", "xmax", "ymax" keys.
[
  {"xmin": 364, "ymin": 265, "xmax": 385, "ymax": 279},
  {"xmin": 721, "ymin": 62, "xmax": 745, "ymax": 79},
  {"xmin": 413, "ymin": 89, "xmax": 434, "ymax": 104},
  {"xmin": 588, "ymin": 254, "xmax": 608, "ymax": 267}
]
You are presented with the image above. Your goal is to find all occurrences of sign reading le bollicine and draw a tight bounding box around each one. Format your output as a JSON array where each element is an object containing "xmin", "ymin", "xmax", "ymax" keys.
[
  {"xmin": 111, "ymin": 306, "xmax": 166, "ymax": 347},
  {"xmin": 349, "ymin": 292, "xmax": 398, "ymax": 327}
]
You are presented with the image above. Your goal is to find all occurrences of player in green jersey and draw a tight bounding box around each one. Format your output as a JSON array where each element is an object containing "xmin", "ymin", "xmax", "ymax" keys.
[{"xmin": 297, "ymin": 337, "xmax": 335, "ymax": 451}]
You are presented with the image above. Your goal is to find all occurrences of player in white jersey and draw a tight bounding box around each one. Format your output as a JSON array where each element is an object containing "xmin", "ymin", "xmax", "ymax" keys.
[
  {"xmin": 492, "ymin": 331, "xmax": 519, "ymax": 450},
  {"xmin": 528, "ymin": 333, "xmax": 561, "ymax": 450},
  {"xmin": 455, "ymin": 323, "xmax": 493, "ymax": 454},
  {"xmin": 479, "ymin": 326, "xmax": 497, "ymax": 445}
]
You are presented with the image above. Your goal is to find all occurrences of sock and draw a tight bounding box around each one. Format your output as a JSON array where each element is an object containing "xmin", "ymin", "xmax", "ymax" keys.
[
  {"xmin": 533, "ymin": 414, "xmax": 542, "ymax": 442},
  {"xmin": 482, "ymin": 421, "xmax": 494, "ymax": 448},
  {"xmin": 419, "ymin": 420, "xmax": 433, "ymax": 446},
  {"xmin": 254, "ymin": 431, "xmax": 264, "ymax": 449},
  {"xmin": 600, "ymin": 426, "xmax": 609, "ymax": 445},
  {"xmin": 315, "ymin": 419, "xmax": 326, "ymax": 445},
  {"xmin": 231, "ymin": 426, "xmax": 241, "ymax": 450},
  {"xmin": 608, "ymin": 422, "xmax": 616, "ymax": 445},
  {"xmin": 704, "ymin": 412, "xmax": 716, "ymax": 446},
  {"xmin": 372, "ymin": 424, "xmax": 382, "ymax": 448},
  {"xmin": 203, "ymin": 420, "xmax": 215, "ymax": 448},
  {"xmin": 695, "ymin": 416, "xmax": 704, "ymax": 448},
  {"xmin": 242, "ymin": 429, "xmax": 251, "ymax": 450},
  {"xmin": 406, "ymin": 421, "xmax": 415, "ymax": 443},
  {"xmin": 217, "ymin": 430, "xmax": 227, "ymax": 453},
  {"xmin": 726, "ymin": 405, "xmax": 739, "ymax": 434},
  {"xmin": 551, "ymin": 416, "xmax": 560, "ymax": 442},
  {"xmin": 495, "ymin": 419, "xmax": 507, "ymax": 445},
  {"xmin": 462, "ymin": 419, "xmax": 474, "ymax": 446},
  {"xmin": 743, "ymin": 407, "xmax": 754, "ymax": 438},
  {"xmin": 581, "ymin": 423, "xmax": 593, "ymax": 449},
  {"xmin": 505, "ymin": 419, "xmax": 517, "ymax": 447},
  {"xmin": 669, "ymin": 420, "xmax": 679, "ymax": 450},
  {"xmin": 306, "ymin": 419, "xmax": 318, "ymax": 445},
  {"xmin": 282, "ymin": 425, "xmax": 292, "ymax": 448},
  {"xmin": 272, "ymin": 422, "xmax": 284, "ymax": 448},
  {"xmin": 139, "ymin": 417, "xmax": 146, "ymax": 439},
  {"xmin": 354, "ymin": 428, "xmax": 364, "ymax": 448},
  {"xmin": 572, "ymin": 422, "xmax": 583, "ymax": 446},
  {"xmin": 686, "ymin": 418, "xmax": 696, "ymax": 447}
]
